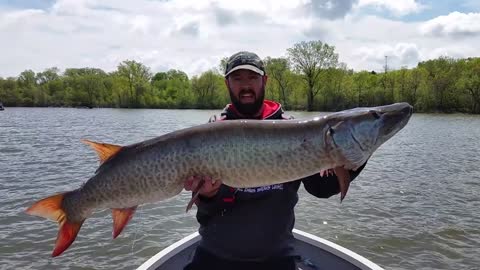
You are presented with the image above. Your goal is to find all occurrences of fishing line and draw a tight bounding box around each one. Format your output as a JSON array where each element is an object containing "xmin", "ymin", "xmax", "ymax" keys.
[{"xmin": 130, "ymin": 205, "xmax": 144, "ymax": 254}]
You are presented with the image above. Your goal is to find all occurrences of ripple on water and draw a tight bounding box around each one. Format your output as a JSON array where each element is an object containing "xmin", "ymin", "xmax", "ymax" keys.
[{"xmin": 1, "ymin": 109, "xmax": 480, "ymax": 270}]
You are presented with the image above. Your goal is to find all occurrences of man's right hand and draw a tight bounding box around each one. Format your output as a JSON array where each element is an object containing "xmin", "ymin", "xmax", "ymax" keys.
[{"xmin": 184, "ymin": 175, "xmax": 222, "ymax": 198}]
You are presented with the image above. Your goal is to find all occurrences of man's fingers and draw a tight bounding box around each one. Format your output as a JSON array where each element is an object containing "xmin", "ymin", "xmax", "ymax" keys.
[
  {"xmin": 199, "ymin": 177, "xmax": 221, "ymax": 193},
  {"xmin": 184, "ymin": 175, "xmax": 222, "ymax": 196},
  {"xmin": 191, "ymin": 178, "xmax": 200, "ymax": 191},
  {"xmin": 184, "ymin": 176, "xmax": 194, "ymax": 190},
  {"xmin": 200, "ymin": 179, "xmax": 213, "ymax": 192},
  {"xmin": 185, "ymin": 175, "xmax": 202, "ymax": 191},
  {"xmin": 212, "ymin": 179, "xmax": 222, "ymax": 189}
]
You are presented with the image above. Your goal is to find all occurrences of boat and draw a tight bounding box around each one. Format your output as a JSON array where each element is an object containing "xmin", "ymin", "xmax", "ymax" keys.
[{"xmin": 136, "ymin": 229, "xmax": 384, "ymax": 270}]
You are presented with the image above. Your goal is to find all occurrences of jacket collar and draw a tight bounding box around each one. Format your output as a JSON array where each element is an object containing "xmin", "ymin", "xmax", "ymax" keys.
[{"xmin": 226, "ymin": 100, "xmax": 282, "ymax": 120}]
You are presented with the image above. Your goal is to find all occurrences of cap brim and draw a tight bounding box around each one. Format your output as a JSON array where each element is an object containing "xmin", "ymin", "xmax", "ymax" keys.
[{"xmin": 225, "ymin": 65, "xmax": 265, "ymax": 77}]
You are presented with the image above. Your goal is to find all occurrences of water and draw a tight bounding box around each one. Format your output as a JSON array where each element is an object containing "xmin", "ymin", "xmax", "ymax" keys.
[{"xmin": 1, "ymin": 108, "xmax": 479, "ymax": 270}]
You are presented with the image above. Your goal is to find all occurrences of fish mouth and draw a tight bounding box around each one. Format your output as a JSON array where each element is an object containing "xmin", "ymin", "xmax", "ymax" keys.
[
  {"xmin": 321, "ymin": 102, "xmax": 413, "ymax": 203},
  {"xmin": 378, "ymin": 103, "xmax": 413, "ymax": 139},
  {"xmin": 377, "ymin": 102, "xmax": 413, "ymax": 120}
]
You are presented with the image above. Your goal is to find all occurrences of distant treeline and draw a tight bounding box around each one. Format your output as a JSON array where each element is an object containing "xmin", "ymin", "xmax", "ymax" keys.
[{"xmin": 1, "ymin": 40, "xmax": 479, "ymax": 113}]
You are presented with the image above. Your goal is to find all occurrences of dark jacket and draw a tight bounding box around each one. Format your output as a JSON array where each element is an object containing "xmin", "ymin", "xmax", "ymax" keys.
[{"xmin": 195, "ymin": 100, "xmax": 367, "ymax": 261}]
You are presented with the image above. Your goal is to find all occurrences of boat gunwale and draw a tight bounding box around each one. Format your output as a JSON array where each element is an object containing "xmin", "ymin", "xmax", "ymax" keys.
[
  {"xmin": 136, "ymin": 229, "xmax": 384, "ymax": 270},
  {"xmin": 292, "ymin": 229, "xmax": 384, "ymax": 270}
]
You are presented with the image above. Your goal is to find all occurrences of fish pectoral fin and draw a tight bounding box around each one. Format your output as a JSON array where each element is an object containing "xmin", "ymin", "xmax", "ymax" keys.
[
  {"xmin": 185, "ymin": 178, "xmax": 206, "ymax": 213},
  {"xmin": 25, "ymin": 192, "xmax": 84, "ymax": 257},
  {"xmin": 81, "ymin": 139, "xmax": 123, "ymax": 164},
  {"xmin": 112, "ymin": 206, "xmax": 137, "ymax": 239},
  {"xmin": 333, "ymin": 167, "xmax": 351, "ymax": 203}
]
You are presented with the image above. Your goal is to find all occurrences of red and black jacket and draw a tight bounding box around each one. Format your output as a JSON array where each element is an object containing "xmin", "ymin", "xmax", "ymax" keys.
[
  {"xmin": 195, "ymin": 100, "xmax": 367, "ymax": 261},
  {"xmin": 208, "ymin": 99, "xmax": 291, "ymax": 122}
]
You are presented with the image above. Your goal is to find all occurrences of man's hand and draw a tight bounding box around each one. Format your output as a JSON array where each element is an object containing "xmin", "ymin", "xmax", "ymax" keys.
[{"xmin": 184, "ymin": 175, "xmax": 222, "ymax": 198}]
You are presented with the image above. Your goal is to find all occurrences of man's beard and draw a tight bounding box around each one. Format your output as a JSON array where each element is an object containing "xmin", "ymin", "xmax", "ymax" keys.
[{"xmin": 228, "ymin": 87, "xmax": 265, "ymax": 117}]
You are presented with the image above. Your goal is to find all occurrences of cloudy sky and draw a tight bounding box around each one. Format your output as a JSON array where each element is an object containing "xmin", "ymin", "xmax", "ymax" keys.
[{"xmin": 1, "ymin": 0, "xmax": 479, "ymax": 78}]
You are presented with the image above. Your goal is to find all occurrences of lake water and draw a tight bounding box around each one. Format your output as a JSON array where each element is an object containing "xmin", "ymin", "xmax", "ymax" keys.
[{"xmin": 0, "ymin": 107, "xmax": 479, "ymax": 270}]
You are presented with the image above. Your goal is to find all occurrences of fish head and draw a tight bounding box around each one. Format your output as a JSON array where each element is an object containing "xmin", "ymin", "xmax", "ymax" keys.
[{"xmin": 324, "ymin": 102, "xmax": 413, "ymax": 170}]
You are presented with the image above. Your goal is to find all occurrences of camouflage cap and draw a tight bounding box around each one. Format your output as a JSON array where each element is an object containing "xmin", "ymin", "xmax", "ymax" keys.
[{"xmin": 224, "ymin": 51, "xmax": 265, "ymax": 77}]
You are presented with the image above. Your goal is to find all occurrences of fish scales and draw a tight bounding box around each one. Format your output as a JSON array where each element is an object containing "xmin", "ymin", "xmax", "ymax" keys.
[{"xmin": 85, "ymin": 120, "xmax": 328, "ymax": 209}]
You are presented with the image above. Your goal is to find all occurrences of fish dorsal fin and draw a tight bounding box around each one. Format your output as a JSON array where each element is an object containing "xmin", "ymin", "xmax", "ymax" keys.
[{"xmin": 81, "ymin": 139, "xmax": 123, "ymax": 164}]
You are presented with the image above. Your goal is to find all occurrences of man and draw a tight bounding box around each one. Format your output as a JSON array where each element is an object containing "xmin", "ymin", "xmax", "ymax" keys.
[{"xmin": 183, "ymin": 51, "xmax": 367, "ymax": 270}]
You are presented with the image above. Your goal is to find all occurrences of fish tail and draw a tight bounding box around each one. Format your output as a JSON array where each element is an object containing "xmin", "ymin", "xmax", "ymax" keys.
[{"xmin": 25, "ymin": 192, "xmax": 85, "ymax": 257}]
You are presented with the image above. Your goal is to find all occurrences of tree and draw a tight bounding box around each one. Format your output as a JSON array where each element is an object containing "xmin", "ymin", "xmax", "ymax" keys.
[
  {"xmin": 191, "ymin": 70, "xmax": 226, "ymax": 108},
  {"xmin": 151, "ymin": 69, "xmax": 192, "ymax": 108},
  {"xmin": 287, "ymin": 40, "xmax": 338, "ymax": 111},
  {"xmin": 0, "ymin": 77, "xmax": 20, "ymax": 105},
  {"xmin": 18, "ymin": 70, "xmax": 37, "ymax": 89},
  {"xmin": 264, "ymin": 57, "xmax": 291, "ymax": 109},
  {"xmin": 317, "ymin": 64, "xmax": 350, "ymax": 111},
  {"xmin": 457, "ymin": 58, "xmax": 480, "ymax": 113},
  {"xmin": 352, "ymin": 71, "xmax": 370, "ymax": 106},
  {"xmin": 36, "ymin": 67, "xmax": 60, "ymax": 85},
  {"xmin": 18, "ymin": 70, "xmax": 37, "ymax": 106},
  {"xmin": 218, "ymin": 57, "xmax": 229, "ymax": 75},
  {"xmin": 33, "ymin": 67, "xmax": 63, "ymax": 106},
  {"xmin": 116, "ymin": 60, "xmax": 152, "ymax": 107},
  {"xmin": 418, "ymin": 57, "xmax": 459, "ymax": 112},
  {"xmin": 397, "ymin": 67, "xmax": 408, "ymax": 102},
  {"xmin": 63, "ymin": 68, "xmax": 108, "ymax": 107},
  {"xmin": 406, "ymin": 68, "xmax": 423, "ymax": 107}
]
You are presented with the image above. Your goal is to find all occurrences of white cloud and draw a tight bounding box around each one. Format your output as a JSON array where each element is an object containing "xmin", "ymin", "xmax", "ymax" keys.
[
  {"xmin": 0, "ymin": 0, "xmax": 312, "ymax": 77},
  {"xmin": 0, "ymin": 9, "xmax": 44, "ymax": 30},
  {"xmin": 420, "ymin": 12, "xmax": 480, "ymax": 38},
  {"xmin": 0, "ymin": 0, "xmax": 479, "ymax": 78},
  {"xmin": 425, "ymin": 46, "xmax": 476, "ymax": 60},
  {"xmin": 356, "ymin": 0, "xmax": 425, "ymax": 16},
  {"xmin": 353, "ymin": 43, "xmax": 421, "ymax": 70},
  {"xmin": 306, "ymin": 0, "xmax": 358, "ymax": 19}
]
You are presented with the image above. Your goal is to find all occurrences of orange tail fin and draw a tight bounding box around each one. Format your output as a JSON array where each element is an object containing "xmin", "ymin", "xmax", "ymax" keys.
[{"xmin": 25, "ymin": 193, "xmax": 85, "ymax": 257}]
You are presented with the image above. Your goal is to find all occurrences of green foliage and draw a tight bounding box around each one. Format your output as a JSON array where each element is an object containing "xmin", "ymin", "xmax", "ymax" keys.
[
  {"xmin": 264, "ymin": 57, "xmax": 292, "ymax": 109},
  {"xmin": 115, "ymin": 60, "xmax": 153, "ymax": 108},
  {"xmin": 1, "ymin": 45, "xmax": 479, "ymax": 113},
  {"xmin": 191, "ymin": 70, "xmax": 227, "ymax": 109},
  {"xmin": 287, "ymin": 40, "xmax": 339, "ymax": 111}
]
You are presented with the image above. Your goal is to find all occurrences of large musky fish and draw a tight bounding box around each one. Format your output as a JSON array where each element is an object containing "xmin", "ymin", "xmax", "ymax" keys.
[{"xmin": 26, "ymin": 102, "xmax": 413, "ymax": 257}]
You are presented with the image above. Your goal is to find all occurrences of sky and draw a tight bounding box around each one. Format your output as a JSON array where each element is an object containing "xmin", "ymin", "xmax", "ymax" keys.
[{"xmin": 0, "ymin": 0, "xmax": 479, "ymax": 78}]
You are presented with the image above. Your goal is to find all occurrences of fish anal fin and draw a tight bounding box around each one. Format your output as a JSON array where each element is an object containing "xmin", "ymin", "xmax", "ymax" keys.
[
  {"xmin": 112, "ymin": 206, "xmax": 137, "ymax": 239},
  {"xmin": 333, "ymin": 167, "xmax": 351, "ymax": 202},
  {"xmin": 53, "ymin": 220, "xmax": 84, "ymax": 257},
  {"xmin": 81, "ymin": 139, "xmax": 123, "ymax": 164}
]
